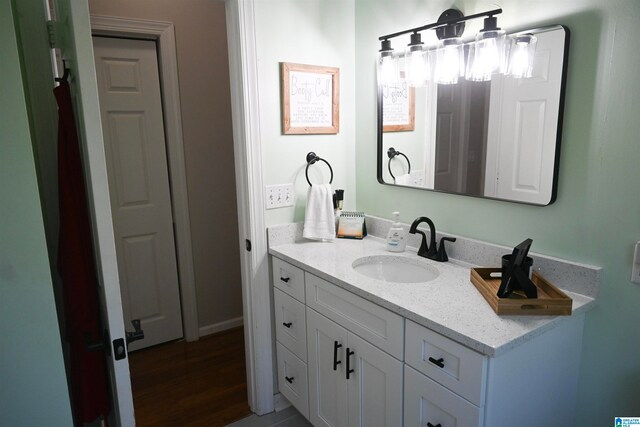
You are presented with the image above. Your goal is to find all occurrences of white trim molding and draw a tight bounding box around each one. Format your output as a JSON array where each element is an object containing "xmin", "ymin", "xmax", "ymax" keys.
[
  {"xmin": 90, "ymin": 15, "xmax": 200, "ymax": 343},
  {"xmin": 198, "ymin": 316, "xmax": 244, "ymax": 337},
  {"xmin": 225, "ymin": 0, "xmax": 274, "ymax": 416}
]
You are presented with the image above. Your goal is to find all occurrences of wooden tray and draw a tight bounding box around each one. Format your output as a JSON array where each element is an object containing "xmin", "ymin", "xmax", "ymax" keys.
[{"xmin": 470, "ymin": 268, "xmax": 572, "ymax": 316}]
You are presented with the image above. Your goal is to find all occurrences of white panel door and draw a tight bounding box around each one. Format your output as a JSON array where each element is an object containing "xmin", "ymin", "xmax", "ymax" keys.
[
  {"xmin": 93, "ymin": 36, "xmax": 183, "ymax": 350},
  {"xmin": 346, "ymin": 333, "xmax": 403, "ymax": 427},
  {"xmin": 434, "ymin": 83, "xmax": 469, "ymax": 193},
  {"xmin": 307, "ymin": 309, "xmax": 349, "ymax": 427},
  {"xmin": 487, "ymin": 29, "xmax": 565, "ymax": 204}
]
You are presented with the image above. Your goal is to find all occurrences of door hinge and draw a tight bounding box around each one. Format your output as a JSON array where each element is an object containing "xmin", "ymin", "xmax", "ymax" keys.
[
  {"xmin": 46, "ymin": 20, "xmax": 60, "ymax": 48},
  {"xmin": 245, "ymin": 239, "xmax": 252, "ymax": 252}
]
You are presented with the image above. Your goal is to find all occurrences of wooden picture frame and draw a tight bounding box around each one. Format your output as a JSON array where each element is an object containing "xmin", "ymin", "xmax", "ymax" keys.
[
  {"xmin": 382, "ymin": 80, "xmax": 415, "ymax": 132},
  {"xmin": 281, "ymin": 62, "xmax": 340, "ymax": 134}
]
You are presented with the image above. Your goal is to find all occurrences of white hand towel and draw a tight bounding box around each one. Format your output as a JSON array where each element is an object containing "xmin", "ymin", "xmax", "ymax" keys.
[
  {"xmin": 303, "ymin": 184, "xmax": 336, "ymax": 242},
  {"xmin": 394, "ymin": 174, "xmax": 412, "ymax": 185}
]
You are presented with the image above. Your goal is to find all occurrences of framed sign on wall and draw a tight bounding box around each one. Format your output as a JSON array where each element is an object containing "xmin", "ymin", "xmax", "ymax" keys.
[
  {"xmin": 281, "ymin": 62, "xmax": 340, "ymax": 134},
  {"xmin": 382, "ymin": 80, "xmax": 415, "ymax": 132}
]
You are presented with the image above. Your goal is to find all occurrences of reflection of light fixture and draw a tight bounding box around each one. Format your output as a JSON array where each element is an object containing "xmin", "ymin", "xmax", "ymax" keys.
[
  {"xmin": 466, "ymin": 15, "xmax": 507, "ymax": 81},
  {"xmin": 434, "ymin": 9, "xmax": 465, "ymax": 85},
  {"xmin": 405, "ymin": 32, "xmax": 429, "ymax": 87},
  {"xmin": 507, "ymin": 34, "xmax": 538, "ymax": 78},
  {"xmin": 435, "ymin": 37, "xmax": 464, "ymax": 84},
  {"xmin": 378, "ymin": 39, "xmax": 399, "ymax": 86},
  {"xmin": 378, "ymin": 7, "xmax": 536, "ymax": 85}
]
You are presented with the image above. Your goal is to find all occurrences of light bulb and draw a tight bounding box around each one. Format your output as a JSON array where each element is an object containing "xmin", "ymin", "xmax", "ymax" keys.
[
  {"xmin": 405, "ymin": 33, "xmax": 429, "ymax": 87},
  {"xmin": 466, "ymin": 28, "xmax": 507, "ymax": 81},
  {"xmin": 434, "ymin": 38, "xmax": 464, "ymax": 85},
  {"xmin": 378, "ymin": 39, "xmax": 399, "ymax": 86},
  {"xmin": 507, "ymin": 34, "xmax": 537, "ymax": 78}
]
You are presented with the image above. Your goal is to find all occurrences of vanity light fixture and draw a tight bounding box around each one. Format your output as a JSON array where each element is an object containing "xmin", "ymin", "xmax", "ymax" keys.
[
  {"xmin": 506, "ymin": 33, "xmax": 538, "ymax": 78},
  {"xmin": 378, "ymin": 39, "xmax": 399, "ymax": 86},
  {"xmin": 405, "ymin": 32, "xmax": 429, "ymax": 87},
  {"xmin": 378, "ymin": 7, "xmax": 535, "ymax": 86}
]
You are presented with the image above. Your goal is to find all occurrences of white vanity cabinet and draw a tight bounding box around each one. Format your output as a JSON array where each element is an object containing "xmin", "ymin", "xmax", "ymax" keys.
[
  {"xmin": 273, "ymin": 257, "xmax": 403, "ymax": 427},
  {"xmin": 271, "ymin": 255, "xmax": 586, "ymax": 427}
]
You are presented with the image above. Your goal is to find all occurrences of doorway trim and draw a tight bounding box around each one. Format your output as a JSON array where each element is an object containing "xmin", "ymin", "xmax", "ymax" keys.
[
  {"xmin": 225, "ymin": 0, "xmax": 273, "ymax": 415},
  {"xmin": 90, "ymin": 15, "xmax": 199, "ymax": 343}
]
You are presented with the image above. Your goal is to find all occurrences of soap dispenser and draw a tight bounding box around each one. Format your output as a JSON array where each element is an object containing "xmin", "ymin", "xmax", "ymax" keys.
[{"xmin": 386, "ymin": 212, "xmax": 406, "ymax": 252}]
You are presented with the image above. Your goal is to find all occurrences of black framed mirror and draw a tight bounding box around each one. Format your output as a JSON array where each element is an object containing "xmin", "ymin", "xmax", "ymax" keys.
[{"xmin": 377, "ymin": 25, "xmax": 569, "ymax": 206}]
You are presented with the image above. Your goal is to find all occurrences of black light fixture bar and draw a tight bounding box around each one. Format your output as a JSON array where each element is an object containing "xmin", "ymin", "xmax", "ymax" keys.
[{"xmin": 378, "ymin": 8, "xmax": 502, "ymax": 41}]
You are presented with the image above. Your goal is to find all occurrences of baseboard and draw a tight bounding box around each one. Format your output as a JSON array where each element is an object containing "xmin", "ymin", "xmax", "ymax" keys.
[
  {"xmin": 273, "ymin": 393, "xmax": 292, "ymax": 412},
  {"xmin": 198, "ymin": 316, "xmax": 244, "ymax": 337}
]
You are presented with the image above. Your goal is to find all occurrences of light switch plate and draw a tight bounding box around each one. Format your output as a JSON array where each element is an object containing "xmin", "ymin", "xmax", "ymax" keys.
[
  {"xmin": 265, "ymin": 184, "xmax": 295, "ymax": 209},
  {"xmin": 632, "ymin": 241, "xmax": 640, "ymax": 284}
]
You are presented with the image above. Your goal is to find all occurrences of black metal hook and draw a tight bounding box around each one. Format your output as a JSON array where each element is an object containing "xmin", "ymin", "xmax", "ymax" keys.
[
  {"xmin": 55, "ymin": 59, "xmax": 70, "ymax": 83},
  {"xmin": 387, "ymin": 147, "xmax": 411, "ymax": 180},
  {"xmin": 305, "ymin": 152, "xmax": 334, "ymax": 186}
]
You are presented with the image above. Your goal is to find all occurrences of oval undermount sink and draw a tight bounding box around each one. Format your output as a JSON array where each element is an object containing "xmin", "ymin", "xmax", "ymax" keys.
[{"xmin": 352, "ymin": 255, "xmax": 439, "ymax": 283}]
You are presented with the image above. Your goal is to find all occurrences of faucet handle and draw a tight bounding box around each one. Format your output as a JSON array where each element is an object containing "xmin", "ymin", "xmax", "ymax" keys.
[{"xmin": 436, "ymin": 236, "xmax": 457, "ymax": 262}]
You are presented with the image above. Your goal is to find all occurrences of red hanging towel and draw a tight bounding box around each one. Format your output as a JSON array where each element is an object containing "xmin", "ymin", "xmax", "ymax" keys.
[{"xmin": 55, "ymin": 80, "xmax": 110, "ymax": 424}]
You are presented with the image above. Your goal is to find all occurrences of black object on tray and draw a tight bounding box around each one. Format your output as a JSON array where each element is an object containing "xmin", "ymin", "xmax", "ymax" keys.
[{"xmin": 497, "ymin": 238, "xmax": 538, "ymax": 299}]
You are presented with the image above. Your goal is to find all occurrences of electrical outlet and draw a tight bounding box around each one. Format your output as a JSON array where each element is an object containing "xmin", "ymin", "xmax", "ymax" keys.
[
  {"xmin": 632, "ymin": 241, "xmax": 640, "ymax": 284},
  {"xmin": 265, "ymin": 184, "xmax": 295, "ymax": 209}
]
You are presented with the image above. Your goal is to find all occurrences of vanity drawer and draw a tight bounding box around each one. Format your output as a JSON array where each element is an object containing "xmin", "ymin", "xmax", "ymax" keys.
[
  {"xmin": 305, "ymin": 273, "xmax": 404, "ymax": 360},
  {"xmin": 404, "ymin": 366, "xmax": 482, "ymax": 427},
  {"xmin": 272, "ymin": 257, "xmax": 305, "ymax": 302},
  {"xmin": 276, "ymin": 342, "xmax": 309, "ymax": 418},
  {"xmin": 405, "ymin": 320, "xmax": 487, "ymax": 406},
  {"xmin": 274, "ymin": 287, "xmax": 307, "ymax": 361}
]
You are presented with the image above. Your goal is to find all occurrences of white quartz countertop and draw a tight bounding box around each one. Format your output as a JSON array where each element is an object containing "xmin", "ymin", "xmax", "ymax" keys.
[{"xmin": 269, "ymin": 236, "xmax": 595, "ymax": 357}]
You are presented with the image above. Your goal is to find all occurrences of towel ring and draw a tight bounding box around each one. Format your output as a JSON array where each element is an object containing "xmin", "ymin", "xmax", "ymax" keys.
[
  {"xmin": 387, "ymin": 147, "xmax": 411, "ymax": 180},
  {"xmin": 305, "ymin": 152, "xmax": 334, "ymax": 186}
]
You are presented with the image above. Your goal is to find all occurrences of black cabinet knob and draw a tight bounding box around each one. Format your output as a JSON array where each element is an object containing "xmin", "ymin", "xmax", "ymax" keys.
[
  {"xmin": 428, "ymin": 357, "xmax": 445, "ymax": 368},
  {"xmin": 280, "ymin": 277, "xmax": 290, "ymax": 283},
  {"xmin": 282, "ymin": 322, "xmax": 292, "ymax": 328},
  {"xmin": 285, "ymin": 376, "xmax": 294, "ymax": 384},
  {"xmin": 427, "ymin": 423, "xmax": 441, "ymax": 427}
]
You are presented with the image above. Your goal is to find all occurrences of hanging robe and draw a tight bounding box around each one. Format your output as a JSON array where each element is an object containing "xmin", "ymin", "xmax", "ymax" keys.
[{"xmin": 55, "ymin": 79, "xmax": 110, "ymax": 424}]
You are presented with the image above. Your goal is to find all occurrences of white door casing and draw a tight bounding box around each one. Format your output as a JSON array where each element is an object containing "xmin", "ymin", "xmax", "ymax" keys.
[
  {"xmin": 225, "ymin": 0, "xmax": 273, "ymax": 415},
  {"xmin": 484, "ymin": 28, "xmax": 565, "ymax": 204},
  {"xmin": 93, "ymin": 36, "xmax": 183, "ymax": 351}
]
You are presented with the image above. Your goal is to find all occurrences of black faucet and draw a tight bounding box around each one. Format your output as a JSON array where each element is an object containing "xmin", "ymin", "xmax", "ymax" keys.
[{"xmin": 408, "ymin": 216, "xmax": 456, "ymax": 262}]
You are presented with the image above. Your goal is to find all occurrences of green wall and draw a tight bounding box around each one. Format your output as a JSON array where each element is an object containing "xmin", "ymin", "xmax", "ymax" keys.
[
  {"xmin": 0, "ymin": 0, "xmax": 73, "ymax": 425},
  {"xmin": 355, "ymin": 0, "xmax": 640, "ymax": 424}
]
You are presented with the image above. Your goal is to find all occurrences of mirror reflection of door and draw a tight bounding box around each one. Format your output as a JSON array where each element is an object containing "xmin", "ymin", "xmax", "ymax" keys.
[
  {"xmin": 93, "ymin": 36, "xmax": 183, "ymax": 351},
  {"xmin": 434, "ymin": 80, "xmax": 489, "ymax": 196}
]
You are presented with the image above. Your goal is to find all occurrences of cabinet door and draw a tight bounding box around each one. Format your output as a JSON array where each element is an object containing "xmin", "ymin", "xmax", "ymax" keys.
[
  {"xmin": 346, "ymin": 333, "xmax": 403, "ymax": 427},
  {"xmin": 307, "ymin": 309, "xmax": 349, "ymax": 427},
  {"xmin": 404, "ymin": 366, "xmax": 481, "ymax": 427}
]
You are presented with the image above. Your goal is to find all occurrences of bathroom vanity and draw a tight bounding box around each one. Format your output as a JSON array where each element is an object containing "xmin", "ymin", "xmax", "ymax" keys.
[{"xmin": 268, "ymin": 219, "xmax": 598, "ymax": 427}]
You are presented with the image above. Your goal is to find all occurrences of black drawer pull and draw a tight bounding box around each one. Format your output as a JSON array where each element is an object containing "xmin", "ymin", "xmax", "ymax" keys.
[
  {"xmin": 427, "ymin": 423, "xmax": 441, "ymax": 427},
  {"xmin": 285, "ymin": 376, "xmax": 294, "ymax": 384},
  {"xmin": 280, "ymin": 277, "xmax": 290, "ymax": 283},
  {"xmin": 333, "ymin": 341, "xmax": 342, "ymax": 371},
  {"xmin": 346, "ymin": 348, "xmax": 355, "ymax": 380},
  {"xmin": 428, "ymin": 357, "xmax": 445, "ymax": 368},
  {"xmin": 282, "ymin": 322, "xmax": 292, "ymax": 328}
]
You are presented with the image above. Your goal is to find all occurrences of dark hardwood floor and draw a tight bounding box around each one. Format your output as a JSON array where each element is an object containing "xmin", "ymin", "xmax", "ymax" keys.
[{"xmin": 128, "ymin": 326, "xmax": 252, "ymax": 426}]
